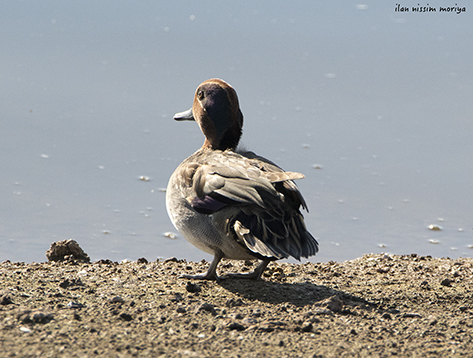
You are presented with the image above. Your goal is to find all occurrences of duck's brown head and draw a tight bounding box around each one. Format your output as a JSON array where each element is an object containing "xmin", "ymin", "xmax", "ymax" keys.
[{"xmin": 174, "ymin": 78, "xmax": 244, "ymax": 151}]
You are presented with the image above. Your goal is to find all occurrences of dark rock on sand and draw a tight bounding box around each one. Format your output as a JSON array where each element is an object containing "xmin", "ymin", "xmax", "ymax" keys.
[{"xmin": 46, "ymin": 239, "xmax": 90, "ymax": 263}]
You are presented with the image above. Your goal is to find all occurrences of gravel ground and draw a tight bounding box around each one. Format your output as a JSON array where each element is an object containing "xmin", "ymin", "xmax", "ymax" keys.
[{"xmin": 1, "ymin": 250, "xmax": 472, "ymax": 357}]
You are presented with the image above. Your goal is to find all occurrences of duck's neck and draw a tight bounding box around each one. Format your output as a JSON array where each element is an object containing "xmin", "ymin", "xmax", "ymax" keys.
[
  {"xmin": 202, "ymin": 125, "xmax": 241, "ymax": 151},
  {"xmin": 202, "ymin": 137, "xmax": 239, "ymax": 151}
]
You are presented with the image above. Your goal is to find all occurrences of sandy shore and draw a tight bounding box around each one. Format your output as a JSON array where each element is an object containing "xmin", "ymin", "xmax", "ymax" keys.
[{"xmin": 1, "ymin": 252, "xmax": 472, "ymax": 357}]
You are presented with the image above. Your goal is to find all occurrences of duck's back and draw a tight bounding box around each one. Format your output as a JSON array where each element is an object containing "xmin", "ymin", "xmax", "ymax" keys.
[{"xmin": 166, "ymin": 148, "xmax": 318, "ymax": 261}]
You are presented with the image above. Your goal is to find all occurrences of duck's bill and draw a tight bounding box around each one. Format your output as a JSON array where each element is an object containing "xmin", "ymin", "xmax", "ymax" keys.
[{"xmin": 173, "ymin": 108, "xmax": 194, "ymax": 121}]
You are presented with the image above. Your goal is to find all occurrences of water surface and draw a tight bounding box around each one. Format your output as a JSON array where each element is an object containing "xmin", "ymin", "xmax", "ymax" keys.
[{"xmin": 1, "ymin": 1, "xmax": 472, "ymax": 263}]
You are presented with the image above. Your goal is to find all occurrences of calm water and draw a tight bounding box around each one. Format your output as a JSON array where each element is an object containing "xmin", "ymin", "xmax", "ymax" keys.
[{"xmin": 1, "ymin": 1, "xmax": 472, "ymax": 264}]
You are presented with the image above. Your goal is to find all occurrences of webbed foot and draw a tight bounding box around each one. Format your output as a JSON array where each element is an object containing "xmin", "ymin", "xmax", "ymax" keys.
[{"xmin": 179, "ymin": 250, "xmax": 224, "ymax": 281}]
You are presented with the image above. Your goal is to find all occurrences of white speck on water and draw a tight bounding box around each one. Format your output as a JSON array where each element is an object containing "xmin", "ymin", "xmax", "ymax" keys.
[
  {"xmin": 429, "ymin": 239, "xmax": 440, "ymax": 244},
  {"xmin": 428, "ymin": 225, "xmax": 442, "ymax": 231},
  {"xmin": 458, "ymin": 228, "xmax": 464, "ymax": 232},
  {"xmin": 164, "ymin": 232, "xmax": 177, "ymax": 240},
  {"xmin": 302, "ymin": 143, "xmax": 310, "ymax": 148},
  {"xmin": 98, "ymin": 165, "xmax": 104, "ymax": 170},
  {"xmin": 356, "ymin": 4, "xmax": 368, "ymax": 10},
  {"xmin": 139, "ymin": 176, "xmax": 150, "ymax": 182},
  {"xmin": 312, "ymin": 164, "xmax": 323, "ymax": 169},
  {"xmin": 378, "ymin": 243, "xmax": 386, "ymax": 248},
  {"xmin": 164, "ymin": 27, "xmax": 170, "ymax": 32},
  {"xmin": 40, "ymin": 154, "xmax": 49, "ymax": 159},
  {"xmin": 102, "ymin": 230, "xmax": 111, "ymax": 234},
  {"xmin": 190, "ymin": 14, "xmax": 195, "ymax": 20}
]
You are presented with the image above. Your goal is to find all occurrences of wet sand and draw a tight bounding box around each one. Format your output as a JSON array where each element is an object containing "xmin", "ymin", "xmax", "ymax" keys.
[{"xmin": 1, "ymin": 253, "xmax": 472, "ymax": 357}]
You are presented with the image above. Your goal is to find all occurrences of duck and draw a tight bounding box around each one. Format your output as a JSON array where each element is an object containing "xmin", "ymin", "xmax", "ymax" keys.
[{"xmin": 166, "ymin": 78, "xmax": 318, "ymax": 280}]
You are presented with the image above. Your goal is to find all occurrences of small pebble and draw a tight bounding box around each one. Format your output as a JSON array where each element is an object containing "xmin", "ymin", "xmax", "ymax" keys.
[
  {"xmin": 185, "ymin": 282, "xmax": 201, "ymax": 293},
  {"xmin": 197, "ymin": 303, "xmax": 216, "ymax": 315},
  {"xmin": 226, "ymin": 298, "xmax": 245, "ymax": 307},
  {"xmin": 119, "ymin": 313, "xmax": 133, "ymax": 321},
  {"xmin": 176, "ymin": 307, "xmax": 186, "ymax": 314},
  {"xmin": 440, "ymin": 278, "xmax": 453, "ymax": 287},
  {"xmin": 0, "ymin": 294, "xmax": 14, "ymax": 305},
  {"xmin": 403, "ymin": 313, "xmax": 422, "ymax": 318},
  {"xmin": 228, "ymin": 322, "xmax": 245, "ymax": 331},
  {"xmin": 301, "ymin": 322, "xmax": 313, "ymax": 332},
  {"xmin": 242, "ymin": 317, "xmax": 257, "ymax": 325},
  {"xmin": 67, "ymin": 301, "xmax": 85, "ymax": 309},
  {"xmin": 110, "ymin": 296, "xmax": 124, "ymax": 303},
  {"xmin": 251, "ymin": 309, "xmax": 262, "ymax": 318}
]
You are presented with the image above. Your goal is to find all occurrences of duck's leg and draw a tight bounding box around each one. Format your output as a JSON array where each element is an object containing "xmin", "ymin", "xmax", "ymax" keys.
[
  {"xmin": 224, "ymin": 259, "xmax": 271, "ymax": 280},
  {"xmin": 179, "ymin": 250, "xmax": 224, "ymax": 280}
]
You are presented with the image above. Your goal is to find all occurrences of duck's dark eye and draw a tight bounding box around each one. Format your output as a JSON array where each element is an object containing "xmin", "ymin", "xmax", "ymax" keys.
[{"xmin": 197, "ymin": 90, "xmax": 204, "ymax": 100}]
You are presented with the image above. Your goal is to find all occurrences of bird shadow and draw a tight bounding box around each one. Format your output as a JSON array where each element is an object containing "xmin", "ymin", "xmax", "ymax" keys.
[{"xmin": 218, "ymin": 277, "xmax": 374, "ymax": 311}]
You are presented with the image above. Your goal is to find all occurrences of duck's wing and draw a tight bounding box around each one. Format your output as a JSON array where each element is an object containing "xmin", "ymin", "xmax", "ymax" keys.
[
  {"xmin": 186, "ymin": 153, "xmax": 318, "ymax": 260},
  {"xmin": 239, "ymin": 150, "xmax": 309, "ymax": 211}
]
